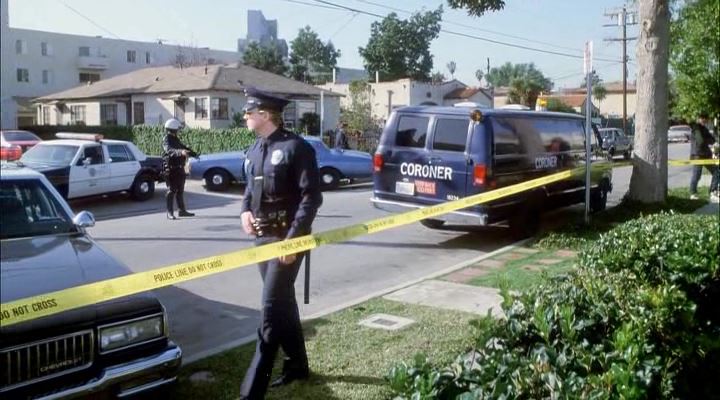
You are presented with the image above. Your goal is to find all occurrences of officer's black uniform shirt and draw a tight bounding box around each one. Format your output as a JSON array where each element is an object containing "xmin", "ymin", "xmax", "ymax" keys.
[
  {"xmin": 163, "ymin": 134, "xmax": 191, "ymax": 169},
  {"xmin": 241, "ymin": 128, "xmax": 323, "ymax": 239}
]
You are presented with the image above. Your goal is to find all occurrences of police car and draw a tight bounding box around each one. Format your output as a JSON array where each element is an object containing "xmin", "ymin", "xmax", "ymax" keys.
[
  {"xmin": 371, "ymin": 106, "xmax": 612, "ymax": 238},
  {"xmin": 17, "ymin": 133, "xmax": 163, "ymax": 201}
]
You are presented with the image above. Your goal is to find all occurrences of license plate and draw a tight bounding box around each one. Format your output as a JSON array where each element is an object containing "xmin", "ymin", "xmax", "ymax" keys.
[{"xmin": 395, "ymin": 181, "xmax": 415, "ymax": 195}]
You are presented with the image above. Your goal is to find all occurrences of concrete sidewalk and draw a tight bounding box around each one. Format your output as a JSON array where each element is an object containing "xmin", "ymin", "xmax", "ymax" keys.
[{"xmin": 382, "ymin": 200, "xmax": 718, "ymax": 317}]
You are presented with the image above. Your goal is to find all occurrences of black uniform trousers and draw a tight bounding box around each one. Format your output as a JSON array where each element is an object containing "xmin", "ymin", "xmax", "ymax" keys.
[
  {"xmin": 165, "ymin": 168, "xmax": 187, "ymax": 212},
  {"xmin": 240, "ymin": 234, "xmax": 309, "ymax": 400}
]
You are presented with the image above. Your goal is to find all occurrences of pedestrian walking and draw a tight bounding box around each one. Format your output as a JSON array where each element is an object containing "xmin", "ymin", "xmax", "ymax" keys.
[
  {"xmin": 162, "ymin": 118, "xmax": 197, "ymax": 219},
  {"xmin": 334, "ymin": 122, "xmax": 349, "ymax": 150},
  {"xmin": 239, "ymin": 87, "xmax": 323, "ymax": 400},
  {"xmin": 689, "ymin": 113, "xmax": 719, "ymax": 201}
]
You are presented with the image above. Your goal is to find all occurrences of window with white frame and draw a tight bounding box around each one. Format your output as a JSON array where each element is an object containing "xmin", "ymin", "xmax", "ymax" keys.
[
  {"xmin": 41, "ymin": 42, "xmax": 49, "ymax": 56},
  {"xmin": 70, "ymin": 105, "xmax": 86, "ymax": 124},
  {"xmin": 195, "ymin": 97, "xmax": 208, "ymax": 119},
  {"xmin": 211, "ymin": 98, "xmax": 229, "ymax": 120},
  {"xmin": 16, "ymin": 68, "xmax": 29, "ymax": 83},
  {"xmin": 100, "ymin": 104, "xmax": 118, "ymax": 126},
  {"xmin": 145, "ymin": 51, "xmax": 152, "ymax": 64},
  {"xmin": 127, "ymin": 50, "xmax": 136, "ymax": 63},
  {"xmin": 42, "ymin": 70, "xmax": 51, "ymax": 84},
  {"xmin": 15, "ymin": 40, "xmax": 27, "ymax": 54},
  {"xmin": 79, "ymin": 46, "xmax": 90, "ymax": 56}
]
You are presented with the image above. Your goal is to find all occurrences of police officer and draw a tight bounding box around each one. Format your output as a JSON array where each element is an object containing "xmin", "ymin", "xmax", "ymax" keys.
[
  {"xmin": 162, "ymin": 118, "xmax": 197, "ymax": 220},
  {"xmin": 239, "ymin": 88, "xmax": 322, "ymax": 400}
]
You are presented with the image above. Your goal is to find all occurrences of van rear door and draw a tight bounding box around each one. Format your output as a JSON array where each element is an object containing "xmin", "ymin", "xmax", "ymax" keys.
[{"xmin": 373, "ymin": 113, "xmax": 471, "ymax": 205}]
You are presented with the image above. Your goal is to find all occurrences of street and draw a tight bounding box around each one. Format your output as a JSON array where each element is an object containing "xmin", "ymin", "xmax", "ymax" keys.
[{"xmin": 73, "ymin": 143, "xmax": 698, "ymax": 361}]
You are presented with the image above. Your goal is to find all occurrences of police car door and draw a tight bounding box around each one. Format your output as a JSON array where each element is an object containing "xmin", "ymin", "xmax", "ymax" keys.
[
  {"xmin": 107, "ymin": 143, "xmax": 140, "ymax": 192},
  {"xmin": 424, "ymin": 117, "xmax": 472, "ymax": 202},
  {"xmin": 69, "ymin": 144, "xmax": 110, "ymax": 198}
]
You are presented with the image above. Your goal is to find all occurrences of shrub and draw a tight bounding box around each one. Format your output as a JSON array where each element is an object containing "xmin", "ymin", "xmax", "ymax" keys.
[
  {"xmin": 131, "ymin": 125, "xmax": 255, "ymax": 156},
  {"xmin": 388, "ymin": 213, "xmax": 720, "ymax": 399}
]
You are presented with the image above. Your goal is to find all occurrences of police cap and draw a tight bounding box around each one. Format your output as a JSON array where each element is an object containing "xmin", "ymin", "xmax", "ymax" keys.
[{"xmin": 242, "ymin": 87, "xmax": 290, "ymax": 113}]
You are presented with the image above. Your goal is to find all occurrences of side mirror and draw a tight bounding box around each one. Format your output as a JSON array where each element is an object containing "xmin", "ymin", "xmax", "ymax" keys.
[{"xmin": 73, "ymin": 211, "xmax": 95, "ymax": 228}]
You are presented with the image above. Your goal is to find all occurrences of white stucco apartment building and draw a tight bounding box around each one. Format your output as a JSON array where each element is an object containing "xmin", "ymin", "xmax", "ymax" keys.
[{"xmin": 0, "ymin": 0, "xmax": 243, "ymax": 129}]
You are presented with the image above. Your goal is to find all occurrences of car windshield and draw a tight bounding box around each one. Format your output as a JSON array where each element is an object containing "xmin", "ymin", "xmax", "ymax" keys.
[
  {"xmin": 600, "ymin": 130, "xmax": 614, "ymax": 139},
  {"xmin": 0, "ymin": 179, "xmax": 75, "ymax": 239},
  {"xmin": 20, "ymin": 144, "xmax": 79, "ymax": 166},
  {"xmin": 3, "ymin": 131, "xmax": 40, "ymax": 141}
]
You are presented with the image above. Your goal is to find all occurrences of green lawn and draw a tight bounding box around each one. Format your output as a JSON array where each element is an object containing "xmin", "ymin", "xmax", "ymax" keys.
[
  {"xmin": 172, "ymin": 299, "xmax": 480, "ymax": 400},
  {"xmin": 467, "ymin": 250, "xmax": 575, "ymax": 291}
]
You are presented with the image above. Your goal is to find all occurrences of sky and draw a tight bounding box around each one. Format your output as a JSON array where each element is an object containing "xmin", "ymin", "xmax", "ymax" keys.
[{"xmin": 9, "ymin": 0, "xmax": 639, "ymax": 89}]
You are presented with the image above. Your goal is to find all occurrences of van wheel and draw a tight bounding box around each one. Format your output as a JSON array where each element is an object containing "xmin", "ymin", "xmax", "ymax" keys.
[
  {"xmin": 420, "ymin": 219, "xmax": 445, "ymax": 229},
  {"xmin": 319, "ymin": 168, "xmax": 341, "ymax": 190},
  {"xmin": 509, "ymin": 203, "xmax": 541, "ymax": 240},
  {"xmin": 205, "ymin": 169, "xmax": 231, "ymax": 192},
  {"xmin": 590, "ymin": 187, "xmax": 608, "ymax": 213},
  {"xmin": 131, "ymin": 174, "xmax": 155, "ymax": 201}
]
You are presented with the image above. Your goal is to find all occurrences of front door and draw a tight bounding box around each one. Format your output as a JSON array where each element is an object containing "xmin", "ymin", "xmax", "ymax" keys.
[{"xmin": 68, "ymin": 145, "xmax": 110, "ymax": 198}]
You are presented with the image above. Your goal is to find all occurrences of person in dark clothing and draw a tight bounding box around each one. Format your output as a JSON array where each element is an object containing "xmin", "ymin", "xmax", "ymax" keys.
[
  {"xmin": 334, "ymin": 122, "xmax": 349, "ymax": 150},
  {"xmin": 239, "ymin": 88, "xmax": 323, "ymax": 400},
  {"xmin": 162, "ymin": 118, "xmax": 197, "ymax": 219},
  {"xmin": 689, "ymin": 114, "xmax": 719, "ymax": 201}
]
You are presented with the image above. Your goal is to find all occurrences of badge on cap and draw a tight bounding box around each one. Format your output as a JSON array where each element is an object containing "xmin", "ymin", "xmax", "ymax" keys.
[{"xmin": 271, "ymin": 150, "xmax": 284, "ymax": 165}]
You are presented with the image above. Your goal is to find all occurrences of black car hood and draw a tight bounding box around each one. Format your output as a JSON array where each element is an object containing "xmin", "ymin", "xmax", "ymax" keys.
[{"xmin": 1, "ymin": 235, "xmax": 161, "ymax": 340}]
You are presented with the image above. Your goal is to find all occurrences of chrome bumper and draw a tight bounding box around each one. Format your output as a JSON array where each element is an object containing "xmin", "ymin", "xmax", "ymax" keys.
[
  {"xmin": 37, "ymin": 343, "xmax": 182, "ymax": 400},
  {"xmin": 371, "ymin": 197, "xmax": 488, "ymax": 226}
]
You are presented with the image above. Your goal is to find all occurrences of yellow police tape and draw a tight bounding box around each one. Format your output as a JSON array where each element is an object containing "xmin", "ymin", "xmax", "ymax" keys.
[{"xmin": 0, "ymin": 158, "xmax": 717, "ymax": 327}]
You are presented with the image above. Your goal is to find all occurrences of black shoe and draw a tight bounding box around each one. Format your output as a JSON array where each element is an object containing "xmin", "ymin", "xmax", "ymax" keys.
[
  {"xmin": 178, "ymin": 210, "xmax": 195, "ymax": 217},
  {"xmin": 269, "ymin": 370, "xmax": 309, "ymax": 388},
  {"xmin": 167, "ymin": 212, "xmax": 176, "ymax": 220}
]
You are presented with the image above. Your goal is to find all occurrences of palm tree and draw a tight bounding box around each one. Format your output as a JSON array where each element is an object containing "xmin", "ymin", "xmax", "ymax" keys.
[{"xmin": 446, "ymin": 61, "xmax": 457, "ymax": 79}]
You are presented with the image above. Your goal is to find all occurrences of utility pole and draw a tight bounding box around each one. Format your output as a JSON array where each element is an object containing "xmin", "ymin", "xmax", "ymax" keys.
[{"xmin": 604, "ymin": 6, "xmax": 637, "ymax": 135}]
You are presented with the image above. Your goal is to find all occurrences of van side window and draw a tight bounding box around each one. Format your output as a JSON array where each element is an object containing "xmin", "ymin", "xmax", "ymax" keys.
[
  {"xmin": 395, "ymin": 116, "xmax": 429, "ymax": 148},
  {"xmin": 492, "ymin": 118, "xmax": 521, "ymax": 155},
  {"xmin": 433, "ymin": 119, "xmax": 468, "ymax": 152}
]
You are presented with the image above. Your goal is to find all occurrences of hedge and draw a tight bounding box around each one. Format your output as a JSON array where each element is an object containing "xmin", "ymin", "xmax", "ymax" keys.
[
  {"xmin": 20, "ymin": 124, "xmax": 256, "ymax": 156},
  {"xmin": 388, "ymin": 213, "xmax": 720, "ymax": 399}
]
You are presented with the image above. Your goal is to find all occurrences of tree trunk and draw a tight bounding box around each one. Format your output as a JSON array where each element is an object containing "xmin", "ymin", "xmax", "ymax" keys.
[{"xmin": 628, "ymin": 0, "xmax": 670, "ymax": 203}]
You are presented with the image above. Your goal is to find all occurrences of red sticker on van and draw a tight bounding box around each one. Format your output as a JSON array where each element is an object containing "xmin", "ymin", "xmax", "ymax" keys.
[{"xmin": 414, "ymin": 180, "xmax": 436, "ymax": 195}]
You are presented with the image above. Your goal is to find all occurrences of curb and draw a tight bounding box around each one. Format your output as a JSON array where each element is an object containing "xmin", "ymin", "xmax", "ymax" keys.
[{"xmin": 183, "ymin": 237, "xmax": 531, "ymax": 365}]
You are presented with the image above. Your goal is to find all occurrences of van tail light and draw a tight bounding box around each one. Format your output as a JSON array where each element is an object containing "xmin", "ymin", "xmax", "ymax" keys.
[
  {"xmin": 473, "ymin": 164, "xmax": 487, "ymax": 186},
  {"xmin": 373, "ymin": 153, "xmax": 384, "ymax": 172}
]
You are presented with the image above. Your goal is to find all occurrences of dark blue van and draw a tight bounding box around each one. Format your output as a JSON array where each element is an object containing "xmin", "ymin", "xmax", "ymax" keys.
[{"xmin": 371, "ymin": 106, "xmax": 612, "ymax": 238}]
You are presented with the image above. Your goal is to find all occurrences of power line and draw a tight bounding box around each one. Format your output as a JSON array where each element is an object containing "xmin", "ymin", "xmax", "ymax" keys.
[
  {"xmin": 309, "ymin": 0, "xmax": 622, "ymax": 63},
  {"xmin": 57, "ymin": 0, "xmax": 121, "ymax": 39},
  {"xmin": 278, "ymin": 0, "xmax": 346, "ymax": 11}
]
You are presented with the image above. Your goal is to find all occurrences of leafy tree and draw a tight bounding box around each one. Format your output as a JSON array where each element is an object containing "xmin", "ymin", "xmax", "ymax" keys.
[
  {"xmin": 340, "ymin": 80, "xmax": 380, "ymax": 135},
  {"xmin": 242, "ymin": 42, "xmax": 287, "ymax": 75},
  {"xmin": 446, "ymin": 61, "xmax": 457, "ymax": 79},
  {"xmin": 475, "ymin": 69, "xmax": 484, "ymax": 84},
  {"xmin": 581, "ymin": 71, "xmax": 608, "ymax": 102},
  {"xmin": 431, "ymin": 71, "xmax": 446, "ymax": 84},
  {"xmin": 289, "ymin": 26, "xmax": 341, "ymax": 84},
  {"xmin": 484, "ymin": 62, "xmax": 552, "ymax": 107},
  {"xmin": 450, "ymin": 0, "xmax": 670, "ymax": 204},
  {"xmin": 670, "ymin": 0, "xmax": 719, "ymax": 121},
  {"xmin": 359, "ymin": 7, "xmax": 443, "ymax": 81}
]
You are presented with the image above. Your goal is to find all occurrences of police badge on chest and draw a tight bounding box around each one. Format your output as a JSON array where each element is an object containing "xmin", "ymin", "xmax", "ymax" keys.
[{"xmin": 271, "ymin": 150, "xmax": 284, "ymax": 165}]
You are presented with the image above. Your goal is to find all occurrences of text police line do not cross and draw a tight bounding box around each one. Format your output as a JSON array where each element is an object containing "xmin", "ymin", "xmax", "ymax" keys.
[{"xmin": 1, "ymin": 159, "xmax": 718, "ymax": 327}]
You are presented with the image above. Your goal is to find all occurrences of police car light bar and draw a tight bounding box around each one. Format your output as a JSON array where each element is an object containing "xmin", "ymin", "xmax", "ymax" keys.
[{"xmin": 56, "ymin": 132, "xmax": 104, "ymax": 141}]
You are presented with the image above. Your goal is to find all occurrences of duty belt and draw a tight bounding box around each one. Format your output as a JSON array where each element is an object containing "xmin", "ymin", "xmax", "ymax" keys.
[{"xmin": 252, "ymin": 210, "xmax": 290, "ymax": 237}]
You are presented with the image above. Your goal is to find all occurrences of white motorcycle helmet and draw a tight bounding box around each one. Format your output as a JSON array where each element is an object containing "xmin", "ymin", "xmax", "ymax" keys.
[{"xmin": 164, "ymin": 118, "xmax": 183, "ymax": 131}]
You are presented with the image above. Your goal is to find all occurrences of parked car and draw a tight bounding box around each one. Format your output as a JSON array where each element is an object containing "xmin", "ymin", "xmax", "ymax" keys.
[
  {"xmin": 598, "ymin": 127, "xmax": 633, "ymax": 160},
  {"xmin": 0, "ymin": 164, "xmax": 182, "ymax": 398},
  {"xmin": 187, "ymin": 136, "xmax": 373, "ymax": 191},
  {"xmin": 17, "ymin": 132, "xmax": 163, "ymax": 201},
  {"xmin": 668, "ymin": 124, "xmax": 692, "ymax": 143},
  {"xmin": 0, "ymin": 130, "xmax": 42, "ymax": 161}
]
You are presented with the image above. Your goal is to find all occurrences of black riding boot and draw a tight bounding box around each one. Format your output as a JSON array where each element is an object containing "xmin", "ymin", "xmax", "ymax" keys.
[
  {"xmin": 166, "ymin": 192, "xmax": 176, "ymax": 220},
  {"xmin": 176, "ymin": 193, "xmax": 194, "ymax": 217}
]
